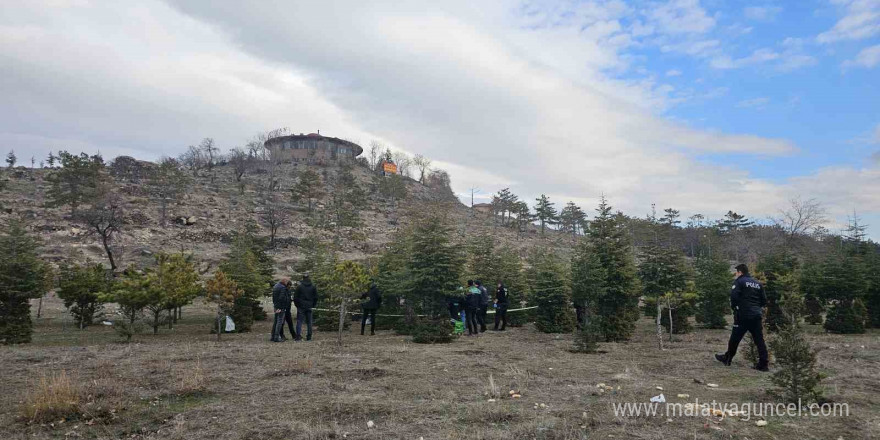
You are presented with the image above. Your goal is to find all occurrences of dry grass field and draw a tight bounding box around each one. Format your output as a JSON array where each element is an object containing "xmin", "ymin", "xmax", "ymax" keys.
[{"xmin": 2, "ymin": 296, "xmax": 879, "ymax": 440}]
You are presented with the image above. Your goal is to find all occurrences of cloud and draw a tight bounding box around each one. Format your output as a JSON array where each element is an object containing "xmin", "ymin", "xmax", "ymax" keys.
[
  {"xmin": 817, "ymin": 0, "xmax": 880, "ymax": 43},
  {"xmin": 0, "ymin": 0, "xmax": 876, "ymax": 236},
  {"xmin": 874, "ymin": 123, "xmax": 880, "ymax": 143},
  {"xmin": 736, "ymin": 97, "xmax": 770, "ymax": 108},
  {"xmin": 744, "ymin": 5, "xmax": 783, "ymax": 21},
  {"xmin": 665, "ymin": 69, "xmax": 683, "ymax": 76},
  {"xmin": 710, "ymin": 48, "xmax": 779, "ymax": 69},
  {"xmin": 843, "ymin": 44, "xmax": 880, "ymax": 69},
  {"xmin": 661, "ymin": 39, "xmax": 721, "ymax": 57},
  {"xmin": 646, "ymin": 0, "xmax": 716, "ymax": 35}
]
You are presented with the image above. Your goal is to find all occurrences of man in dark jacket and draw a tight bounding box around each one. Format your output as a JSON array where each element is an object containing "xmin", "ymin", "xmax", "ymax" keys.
[
  {"xmin": 493, "ymin": 282, "xmax": 509, "ymax": 331},
  {"xmin": 271, "ymin": 278, "xmax": 292, "ymax": 342},
  {"xmin": 464, "ymin": 280, "xmax": 480, "ymax": 336},
  {"xmin": 293, "ymin": 274, "xmax": 318, "ymax": 341},
  {"xmin": 475, "ymin": 280, "xmax": 490, "ymax": 332},
  {"xmin": 715, "ymin": 264, "xmax": 769, "ymax": 371},
  {"xmin": 360, "ymin": 282, "xmax": 382, "ymax": 336}
]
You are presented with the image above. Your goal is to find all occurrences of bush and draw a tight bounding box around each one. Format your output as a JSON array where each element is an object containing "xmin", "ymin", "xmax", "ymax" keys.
[
  {"xmin": 769, "ymin": 323, "xmax": 824, "ymax": 403},
  {"xmin": 412, "ymin": 319, "xmax": 456, "ymax": 344},
  {"xmin": 21, "ymin": 370, "xmax": 81, "ymax": 423},
  {"xmin": 56, "ymin": 263, "xmax": 109, "ymax": 329},
  {"xmin": 824, "ymin": 299, "xmax": 867, "ymax": 334},
  {"xmin": 804, "ymin": 294, "xmax": 824, "ymax": 325}
]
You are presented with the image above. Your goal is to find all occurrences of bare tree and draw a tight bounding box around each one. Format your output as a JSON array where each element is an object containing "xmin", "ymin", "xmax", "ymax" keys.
[
  {"xmin": 199, "ymin": 138, "xmax": 219, "ymax": 183},
  {"xmin": 368, "ymin": 141, "xmax": 383, "ymax": 171},
  {"xmin": 775, "ymin": 197, "xmax": 827, "ymax": 240},
  {"xmin": 147, "ymin": 158, "xmax": 189, "ymax": 226},
  {"xmin": 413, "ymin": 154, "xmax": 432, "ymax": 183},
  {"xmin": 79, "ymin": 189, "xmax": 125, "ymax": 271},
  {"xmin": 228, "ymin": 147, "xmax": 252, "ymax": 184},
  {"xmin": 260, "ymin": 193, "xmax": 289, "ymax": 248},
  {"xmin": 393, "ymin": 151, "xmax": 412, "ymax": 178},
  {"xmin": 178, "ymin": 145, "xmax": 205, "ymax": 177}
]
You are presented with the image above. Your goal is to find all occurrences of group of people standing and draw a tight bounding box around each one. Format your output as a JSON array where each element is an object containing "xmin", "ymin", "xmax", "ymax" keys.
[
  {"xmin": 270, "ymin": 275, "xmax": 317, "ymax": 342},
  {"xmin": 271, "ymin": 275, "xmax": 384, "ymax": 342},
  {"xmin": 454, "ymin": 280, "xmax": 508, "ymax": 336}
]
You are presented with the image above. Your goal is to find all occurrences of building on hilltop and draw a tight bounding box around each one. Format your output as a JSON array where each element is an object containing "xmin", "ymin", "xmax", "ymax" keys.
[{"xmin": 264, "ymin": 132, "xmax": 363, "ymax": 164}]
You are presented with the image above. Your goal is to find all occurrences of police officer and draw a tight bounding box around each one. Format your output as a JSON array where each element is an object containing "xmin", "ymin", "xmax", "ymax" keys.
[
  {"xmin": 715, "ymin": 264, "xmax": 769, "ymax": 371},
  {"xmin": 464, "ymin": 280, "xmax": 480, "ymax": 336},
  {"xmin": 475, "ymin": 280, "xmax": 490, "ymax": 332},
  {"xmin": 271, "ymin": 278, "xmax": 292, "ymax": 342},
  {"xmin": 293, "ymin": 274, "xmax": 318, "ymax": 341},
  {"xmin": 493, "ymin": 282, "xmax": 509, "ymax": 331},
  {"xmin": 360, "ymin": 282, "xmax": 382, "ymax": 336}
]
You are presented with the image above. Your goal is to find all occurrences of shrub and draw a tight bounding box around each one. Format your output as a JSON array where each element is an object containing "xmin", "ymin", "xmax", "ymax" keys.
[
  {"xmin": 21, "ymin": 370, "xmax": 81, "ymax": 423},
  {"xmin": 56, "ymin": 263, "xmax": 109, "ymax": 329},
  {"xmin": 0, "ymin": 220, "xmax": 51, "ymax": 344},
  {"xmin": 412, "ymin": 319, "xmax": 456, "ymax": 344},
  {"xmin": 769, "ymin": 323, "xmax": 824, "ymax": 403},
  {"xmin": 824, "ymin": 299, "xmax": 867, "ymax": 334},
  {"xmin": 571, "ymin": 315, "xmax": 601, "ymax": 353}
]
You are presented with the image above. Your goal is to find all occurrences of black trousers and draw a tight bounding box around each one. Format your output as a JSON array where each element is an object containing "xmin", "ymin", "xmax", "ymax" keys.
[
  {"xmin": 271, "ymin": 311, "xmax": 285, "ymax": 341},
  {"xmin": 361, "ymin": 309, "xmax": 377, "ymax": 335},
  {"xmin": 296, "ymin": 308, "xmax": 313, "ymax": 340},
  {"xmin": 465, "ymin": 307, "xmax": 479, "ymax": 335},
  {"xmin": 494, "ymin": 306, "xmax": 508, "ymax": 330},
  {"xmin": 725, "ymin": 316, "xmax": 768, "ymax": 367},
  {"xmin": 279, "ymin": 307, "xmax": 295, "ymax": 338},
  {"xmin": 477, "ymin": 305, "xmax": 488, "ymax": 331}
]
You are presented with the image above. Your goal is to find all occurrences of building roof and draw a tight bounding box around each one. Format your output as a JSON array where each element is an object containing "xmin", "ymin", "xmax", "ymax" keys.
[{"xmin": 264, "ymin": 133, "xmax": 363, "ymax": 157}]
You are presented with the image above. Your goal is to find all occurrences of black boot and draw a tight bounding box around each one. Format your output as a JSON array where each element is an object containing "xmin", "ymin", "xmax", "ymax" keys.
[
  {"xmin": 752, "ymin": 363, "xmax": 770, "ymax": 372},
  {"xmin": 714, "ymin": 353, "xmax": 731, "ymax": 366}
]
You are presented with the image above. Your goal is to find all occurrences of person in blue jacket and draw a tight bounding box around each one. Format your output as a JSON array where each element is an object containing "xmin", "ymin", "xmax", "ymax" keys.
[{"xmin": 715, "ymin": 264, "xmax": 769, "ymax": 371}]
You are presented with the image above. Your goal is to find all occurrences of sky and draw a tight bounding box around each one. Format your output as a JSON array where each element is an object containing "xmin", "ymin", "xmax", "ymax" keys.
[{"xmin": 1, "ymin": 0, "xmax": 878, "ymax": 236}]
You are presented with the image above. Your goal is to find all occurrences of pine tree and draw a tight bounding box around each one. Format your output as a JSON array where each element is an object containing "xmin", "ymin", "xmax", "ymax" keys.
[
  {"xmin": 205, "ymin": 271, "xmax": 243, "ymax": 339},
  {"xmin": 46, "ymin": 151, "xmax": 107, "ymax": 215},
  {"xmin": 694, "ymin": 253, "xmax": 730, "ymax": 329},
  {"xmin": 718, "ymin": 211, "xmax": 753, "ymax": 234},
  {"xmin": 528, "ymin": 250, "xmax": 574, "ymax": 333},
  {"xmin": 864, "ymin": 249, "xmax": 880, "ymax": 328},
  {"xmin": 571, "ymin": 242, "xmax": 606, "ymax": 351},
  {"xmin": 219, "ymin": 224, "xmax": 274, "ymax": 324},
  {"xmin": 769, "ymin": 322, "xmax": 824, "ymax": 403},
  {"xmin": 407, "ymin": 213, "xmax": 462, "ymax": 318},
  {"xmin": 290, "ymin": 168, "xmax": 324, "ymax": 215},
  {"xmin": 56, "ymin": 263, "xmax": 110, "ymax": 329},
  {"xmin": 0, "ymin": 220, "xmax": 51, "ymax": 344},
  {"xmin": 758, "ymin": 251, "xmax": 799, "ymax": 332},
  {"xmin": 534, "ymin": 194, "xmax": 558, "ymax": 236},
  {"xmin": 638, "ymin": 241, "xmax": 692, "ymax": 334},
  {"xmin": 800, "ymin": 259, "xmax": 825, "ymax": 325},
  {"xmin": 820, "ymin": 252, "xmax": 868, "ymax": 334},
  {"xmin": 6, "ymin": 150, "xmax": 16, "ymax": 168},
  {"xmin": 154, "ymin": 253, "xmax": 202, "ymax": 329},
  {"xmin": 104, "ymin": 267, "xmax": 154, "ymax": 342},
  {"xmin": 559, "ymin": 201, "xmax": 587, "ymax": 239},
  {"xmin": 581, "ymin": 197, "xmax": 640, "ymax": 341}
]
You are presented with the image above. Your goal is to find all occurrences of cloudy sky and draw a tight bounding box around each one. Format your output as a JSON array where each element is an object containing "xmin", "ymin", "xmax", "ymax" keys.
[{"xmin": 1, "ymin": 0, "xmax": 878, "ymax": 235}]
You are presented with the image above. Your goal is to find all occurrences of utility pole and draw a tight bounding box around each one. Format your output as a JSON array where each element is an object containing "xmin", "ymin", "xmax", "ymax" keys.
[{"xmin": 469, "ymin": 187, "xmax": 480, "ymax": 216}]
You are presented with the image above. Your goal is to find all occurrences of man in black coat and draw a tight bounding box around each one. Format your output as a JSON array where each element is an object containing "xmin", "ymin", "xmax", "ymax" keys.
[
  {"xmin": 493, "ymin": 282, "xmax": 509, "ymax": 331},
  {"xmin": 475, "ymin": 280, "xmax": 490, "ymax": 332},
  {"xmin": 360, "ymin": 282, "xmax": 382, "ymax": 336},
  {"xmin": 271, "ymin": 278, "xmax": 292, "ymax": 342},
  {"xmin": 715, "ymin": 264, "xmax": 769, "ymax": 371},
  {"xmin": 464, "ymin": 280, "xmax": 480, "ymax": 336},
  {"xmin": 293, "ymin": 274, "xmax": 318, "ymax": 341}
]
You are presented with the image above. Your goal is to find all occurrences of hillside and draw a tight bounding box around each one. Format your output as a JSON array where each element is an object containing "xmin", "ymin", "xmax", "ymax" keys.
[{"xmin": 0, "ymin": 160, "xmax": 574, "ymax": 276}]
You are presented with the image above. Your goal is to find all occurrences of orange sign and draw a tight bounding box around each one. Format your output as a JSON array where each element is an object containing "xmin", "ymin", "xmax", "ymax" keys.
[{"xmin": 382, "ymin": 161, "xmax": 398, "ymax": 175}]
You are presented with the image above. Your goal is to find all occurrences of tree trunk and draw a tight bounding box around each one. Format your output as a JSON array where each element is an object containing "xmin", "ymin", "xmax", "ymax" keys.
[
  {"xmin": 153, "ymin": 310, "xmax": 160, "ymax": 334},
  {"xmin": 217, "ymin": 312, "xmax": 222, "ymax": 341},
  {"xmin": 168, "ymin": 308, "xmax": 174, "ymax": 329},
  {"xmin": 667, "ymin": 299, "xmax": 674, "ymax": 342},
  {"xmin": 656, "ymin": 300, "xmax": 663, "ymax": 350},
  {"xmin": 337, "ymin": 302, "xmax": 347, "ymax": 346},
  {"xmin": 37, "ymin": 295, "xmax": 43, "ymax": 318},
  {"xmin": 101, "ymin": 233, "xmax": 117, "ymax": 271}
]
